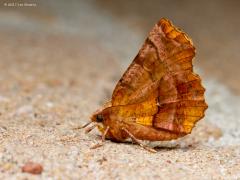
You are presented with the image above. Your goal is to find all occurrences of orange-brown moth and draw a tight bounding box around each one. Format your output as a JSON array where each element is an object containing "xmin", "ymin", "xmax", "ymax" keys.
[{"xmin": 85, "ymin": 18, "xmax": 208, "ymax": 152}]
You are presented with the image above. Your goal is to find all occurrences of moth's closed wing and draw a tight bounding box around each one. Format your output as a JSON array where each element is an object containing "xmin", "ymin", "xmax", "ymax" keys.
[{"xmin": 111, "ymin": 18, "xmax": 207, "ymax": 134}]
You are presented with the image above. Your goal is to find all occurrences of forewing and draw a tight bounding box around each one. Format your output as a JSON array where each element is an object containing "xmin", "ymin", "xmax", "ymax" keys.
[
  {"xmin": 111, "ymin": 18, "xmax": 207, "ymax": 134},
  {"xmin": 112, "ymin": 40, "xmax": 164, "ymax": 106}
]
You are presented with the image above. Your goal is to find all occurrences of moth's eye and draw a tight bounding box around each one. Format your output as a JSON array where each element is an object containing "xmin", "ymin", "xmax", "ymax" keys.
[{"xmin": 96, "ymin": 114, "xmax": 104, "ymax": 122}]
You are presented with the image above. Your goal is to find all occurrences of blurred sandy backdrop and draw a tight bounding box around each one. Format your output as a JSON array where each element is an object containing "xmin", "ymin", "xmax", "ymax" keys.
[{"xmin": 0, "ymin": 0, "xmax": 240, "ymax": 179}]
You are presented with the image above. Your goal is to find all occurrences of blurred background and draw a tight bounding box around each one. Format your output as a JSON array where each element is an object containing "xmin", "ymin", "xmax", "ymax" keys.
[
  {"xmin": 1, "ymin": 0, "xmax": 240, "ymax": 91},
  {"xmin": 0, "ymin": 0, "xmax": 240, "ymax": 179}
]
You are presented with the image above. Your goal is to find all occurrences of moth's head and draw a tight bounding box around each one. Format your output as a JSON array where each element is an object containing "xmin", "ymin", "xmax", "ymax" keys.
[
  {"xmin": 90, "ymin": 101, "xmax": 111, "ymax": 123},
  {"xmin": 90, "ymin": 108, "xmax": 105, "ymax": 123},
  {"xmin": 91, "ymin": 112, "xmax": 104, "ymax": 123}
]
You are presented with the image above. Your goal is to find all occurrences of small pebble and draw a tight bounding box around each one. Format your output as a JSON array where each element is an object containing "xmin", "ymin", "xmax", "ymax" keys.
[
  {"xmin": 16, "ymin": 105, "xmax": 33, "ymax": 115},
  {"xmin": 22, "ymin": 161, "xmax": 43, "ymax": 175}
]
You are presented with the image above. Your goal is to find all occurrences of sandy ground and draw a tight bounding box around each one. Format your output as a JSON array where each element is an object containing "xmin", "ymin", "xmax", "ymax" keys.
[{"xmin": 0, "ymin": 1, "xmax": 240, "ymax": 179}]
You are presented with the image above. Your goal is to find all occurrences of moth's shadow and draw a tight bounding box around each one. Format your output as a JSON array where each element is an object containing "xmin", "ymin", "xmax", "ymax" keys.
[{"xmin": 152, "ymin": 142, "xmax": 197, "ymax": 152}]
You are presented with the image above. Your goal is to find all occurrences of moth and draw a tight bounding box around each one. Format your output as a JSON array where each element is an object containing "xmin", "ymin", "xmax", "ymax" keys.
[{"xmin": 83, "ymin": 18, "xmax": 208, "ymax": 152}]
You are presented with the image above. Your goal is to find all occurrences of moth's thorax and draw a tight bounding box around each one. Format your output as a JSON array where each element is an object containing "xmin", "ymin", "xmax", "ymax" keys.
[
  {"xmin": 106, "ymin": 113, "xmax": 129, "ymax": 141},
  {"xmin": 103, "ymin": 112, "xmax": 128, "ymax": 141}
]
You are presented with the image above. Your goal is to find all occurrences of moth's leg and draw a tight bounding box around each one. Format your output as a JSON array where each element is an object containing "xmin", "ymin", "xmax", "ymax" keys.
[
  {"xmin": 85, "ymin": 123, "xmax": 97, "ymax": 134},
  {"xmin": 122, "ymin": 127, "xmax": 157, "ymax": 153},
  {"xmin": 91, "ymin": 126, "xmax": 110, "ymax": 149},
  {"xmin": 101, "ymin": 126, "xmax": 110, "ymax": 142}
]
